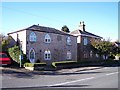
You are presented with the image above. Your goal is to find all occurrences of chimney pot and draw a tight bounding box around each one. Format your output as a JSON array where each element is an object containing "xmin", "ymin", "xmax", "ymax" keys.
[{"xmin": 79, "ymin": 21, "xmax": 85, "ymax": 31}]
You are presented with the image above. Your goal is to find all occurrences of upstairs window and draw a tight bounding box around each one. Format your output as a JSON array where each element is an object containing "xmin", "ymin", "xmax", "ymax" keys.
[
  {"xmin": 44, "ymin": 50, "xmax": 51, "ymax": 60},
  {"xmin": 67, "ymin": 51, "xmax": 72, "ymax": 60},
  {"xmin": 29, "ymin": 32, "xmax": 37, "ymax": 42},
  {"xmin": 83, "ymin": 37, "xmax": 88, "ymax": 45},
  {"xmin": 44, "ymin": 34, "xmax": 51, "ymax": 43},
  {"xmin": 67, "ymin": 37, "xmax": 71, "ymax": 45}
]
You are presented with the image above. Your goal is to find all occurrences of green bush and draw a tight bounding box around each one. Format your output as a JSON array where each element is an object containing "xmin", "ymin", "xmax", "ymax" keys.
[
  {"xmin": 8, "ymin": 45, "xmax": 20, "ymax": 63},
  {"xmin": 24, "ymin": 63, "xmax": 34, "ymax": 67},
  {"xmin": 8, "ymin": 45, "xmax": 28, "ymax": 65},
  {"xmin": 24, "ymin": 63, "xmax": 46, "ymax": 67},
  {"xmin": 22, "ymin": 54, "xmax": 30, "ymax": 64},
  {"xmin": 52, "ymin": 61, "xmax": 77, "ymax": 68}
]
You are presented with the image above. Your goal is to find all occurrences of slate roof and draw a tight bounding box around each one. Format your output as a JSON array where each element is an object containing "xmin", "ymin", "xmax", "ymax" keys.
[
  {"xmin": 71, "ymin": 29, "xmax": 102, "ymax": 38},
  {"xmin": 8, "ymin": 25, "xmax": 75, "ymax": 37}
]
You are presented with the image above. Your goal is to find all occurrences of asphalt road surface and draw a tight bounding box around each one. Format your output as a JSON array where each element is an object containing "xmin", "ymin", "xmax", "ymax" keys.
[{"xmin": 1, "ymin": 66, "xmax": 119, "ymax": 89}]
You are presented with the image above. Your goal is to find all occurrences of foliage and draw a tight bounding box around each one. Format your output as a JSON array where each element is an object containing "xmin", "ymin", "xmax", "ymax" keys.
[
  {"xmin": 8, "ymin": 45, "xmax": 29, "ymax": 65},
  {"xmin": 24, "ymin": 63, "xmax": 34, "ymax": 67},
  {"xmin": 8, "ymin": 45, "xmax": 21, "ymax": 63},
  {"xmin": 0, "ymin": 33, "xmax": 5, "ymax": 43},
  {"xmin": 52, "ymin": 61, "xmax": 77, "ymax": 68},
  {"xmin": 1, "ymin": 35, "xmax": 12, "ymax": 52},
  {"xmin": 91, "ymin": 39, "xmax": 113, "ymax": 56},
  {"xmin": 22, "ymin": 54, "xmax": 30, "ymax": 64},
  {"xmin": 61, "ymin": 25, "xmax": 70, "ymax": 33},
  {"xmin": 24, "ymin": 63, "xmax": 46, "ymax": 67}
]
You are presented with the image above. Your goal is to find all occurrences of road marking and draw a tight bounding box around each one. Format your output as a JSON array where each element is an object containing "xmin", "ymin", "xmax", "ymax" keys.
[
  {"xmin": 48, "ymin": 77, "xmax": 94, "ymax": 87},
  {"xmin": 106, "ymin": 72, "xmax": 118, "ymax": 76}
]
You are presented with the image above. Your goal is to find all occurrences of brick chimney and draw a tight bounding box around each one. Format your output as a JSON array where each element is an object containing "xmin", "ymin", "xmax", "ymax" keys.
[{"xmin": 79, "ymin": 21, "xmax": 85, "ymax": 31}]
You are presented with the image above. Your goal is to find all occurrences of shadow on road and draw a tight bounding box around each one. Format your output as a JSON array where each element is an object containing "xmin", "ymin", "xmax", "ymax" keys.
[
  {"xmin": 2, "ymin": 68, "xmax": 34, "ymax": 79},
  {"xmin": 2, "ymin": 84, "xmax": 90, "ymax": 90},
  {"xmin": 49, "ymin": 84, "xmax": 89, "ymax": 88},
  {"xmin": 2, "ymin": 66, "xmax": 103, "ymax": 78}
]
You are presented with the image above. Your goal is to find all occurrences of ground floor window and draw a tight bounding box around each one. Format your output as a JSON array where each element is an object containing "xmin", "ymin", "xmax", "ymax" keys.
[
  {"xmin": 83, "ymin": 51, "xmax": 88, "ymax": 58},
  {"xmin": 96, "ymin": 53, "xmax": 99, "ymax": 58},
  {"xmin": 67, "ymin": 51, "xmax": 72, "ymax": 60},
  {"xmin": 29, "ymin": 48, "xmax": 35, "ymax": 63},
  {"xmin": 90, "ymin": 51, "xmax": 93, "ymax": 58},
  {"xmin": 44, "ymin": 50, "xmax": 51, "ymax": 60}
]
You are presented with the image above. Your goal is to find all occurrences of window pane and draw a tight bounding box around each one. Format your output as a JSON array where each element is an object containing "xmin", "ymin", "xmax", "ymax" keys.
[
  {"xmin": 30, "ymin": 32, "xmax": 37, "ymax": 42},
  {"xmin": 30, "ymin": 50, "xmax": 35, "ymax": 59},
  {"xmin": 67, "ymin": 37, "xmax": 71, "ymax": 45},
  {"xmin": 45, "ymin": 54, "xmax": 48, "ymax": 59},
  {"xmin": 44, "ymin": 34, "xmax": 51, "ymax": 43},
  {"xmin": 84, "ymin": 38, "xmax": 88, "ymax": 45},
  {"xmin": 48, "ymin": 54, "xmax": 51, "ymax": 58},
  {"xmin": 67, "ymin": 51, "xmax": 71, "ymax": 59}
]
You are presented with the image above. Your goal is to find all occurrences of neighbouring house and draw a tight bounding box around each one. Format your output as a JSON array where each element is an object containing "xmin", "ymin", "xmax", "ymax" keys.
[
  {"xmin": 114, "ymin": 42, "xmax": 120, "ymax": 48},
  {"xmin": 112, "ymin": 42, "xmax": 120, "ymax": 60},
  {"xmin": 71, "ymin": 21, "xmax": 102, "ymax": 61},
  {"xmin": 8, "ymin": 25, "xmax": 77, "ymax": 64}
]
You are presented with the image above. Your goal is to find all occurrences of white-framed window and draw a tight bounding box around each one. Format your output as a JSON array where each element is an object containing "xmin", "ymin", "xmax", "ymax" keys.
[
  {"xmin": 67, "ymin": 51, "xmax": 72, "ymax": 60},
  {"xmin": 29, "ymin": 48, "xmax": 35, "ymax": 63},
  {"xmin": 96, "ymin": 53, "xmax": 99, "ymax": 58},
  {"xmin": 44, "ymin": 50, "xmax": 51, "ymax": 60},
  {"xmin": 84, "ymin": 53, "xmax": 87, "ymax": 58},
  {"xmin": 29, "ymin": 32, "xmax": 37, "ymax": 42},
  {"xmin": 90, "ymin": 51, "xmax": 93, "ymax": 58},
  {"xmin": 67, "ymin": 37, "xmax": 71, "ymax": 45},
  {"xmin": 83, "ymin": 51, "xmax": 88, "ymax": 58},
  {"xmin": 83, "ymin": 37, "xmax": 88, "ymax": 45},
  {"xmin": 44, "ymin": 34, "xmax": 51, "ymax": 43}
]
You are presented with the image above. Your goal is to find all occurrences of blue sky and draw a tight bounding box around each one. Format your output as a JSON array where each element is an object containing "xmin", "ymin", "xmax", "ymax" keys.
[{"xmin": 1, "ymin": 2, "xmax": 118, "ymax": 41}]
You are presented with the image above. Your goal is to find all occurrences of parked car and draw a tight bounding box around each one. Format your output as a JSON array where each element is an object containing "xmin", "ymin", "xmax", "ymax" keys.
[{"xmin": 0, "ymin": 52, "xmax": 11, "ymax": 65}]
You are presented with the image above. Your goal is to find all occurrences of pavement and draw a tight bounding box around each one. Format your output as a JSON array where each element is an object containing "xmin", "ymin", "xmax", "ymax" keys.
[{"xmin": 0, "ymin": 66, "xmax": 104, "ymax": 75}]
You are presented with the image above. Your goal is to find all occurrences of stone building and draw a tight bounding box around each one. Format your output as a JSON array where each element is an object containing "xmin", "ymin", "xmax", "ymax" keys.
[
  {"xmin": 8, "ymin": 25, "xmax": 77, "ymax": 63},
  {"xmin": 71, "ymin": 22, "xmax": 102, "ymax": 61}
]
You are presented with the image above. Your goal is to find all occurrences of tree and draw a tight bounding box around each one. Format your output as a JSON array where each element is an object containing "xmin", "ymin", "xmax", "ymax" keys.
[
  {"xmin": 8, "ymin": 45, "xmax": 28, "ymax": 64},
  {"xmin": 91, "ymin": 39, "xmax": 113, "ymax": 59},
  {"xmin": 0, "ymin": 35, "xmax": 12, "ymax": 52},
  {"xmin": 0, "ymin": 33, "xmax": 5, "ymax": 43},
  {"xmin": 8, "ymin": 45, "xmax": 20, "ymax": 63},
  {"xmin": 61, "ymin": 25, "xmax": 70, "ymax": 33}
]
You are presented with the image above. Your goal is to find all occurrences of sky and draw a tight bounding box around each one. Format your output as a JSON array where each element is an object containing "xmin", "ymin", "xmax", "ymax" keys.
[{"xmin": 1, "ymin": 2, "xmax": 118, "ymax": 41}]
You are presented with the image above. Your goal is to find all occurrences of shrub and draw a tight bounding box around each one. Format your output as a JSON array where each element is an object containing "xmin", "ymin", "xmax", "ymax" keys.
[
  {"xmin": 52, "ymin": 61, "xmax": 77, "ymax": 68},
  {"xmin": 8, "ymin": 45, "xmax": 28, "ymax": 65},
  {"xmin": 24, "ymin": 63, "xmax": 46, "ymax": 67},
  {"xmin": 8, "ymin": 45, "xmax": 20, "ymax": 63},
  {"xmin": 22, "ymin": 54, "xmax": 30, "ymax": 64}
]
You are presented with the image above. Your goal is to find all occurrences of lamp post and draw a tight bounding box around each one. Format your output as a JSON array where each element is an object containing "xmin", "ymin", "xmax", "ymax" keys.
[{"xmin": 19, "ymin": 41, "xmax": 23, "ymax": 68}]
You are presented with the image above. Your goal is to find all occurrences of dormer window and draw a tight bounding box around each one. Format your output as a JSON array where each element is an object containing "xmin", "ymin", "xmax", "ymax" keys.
[
  {"xmin": 44, "ymin": 34, "xmax": 51, "ymax": 43},
  {"xmin": 67, "ymin": 37, "xmax": 71, "ymax": 45},
  {"xmin": 83, "ymin": 37, "xmax": 88, "ymax": 45},
  {"xmin": 29, "ymin": 32, "xmax": 37, "ymax": 42}
]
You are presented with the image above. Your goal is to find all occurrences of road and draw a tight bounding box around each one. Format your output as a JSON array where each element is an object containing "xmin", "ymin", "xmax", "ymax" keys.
[{"xmin": 1, "ymin": 66, "xmax": 119, "ymax": 89}]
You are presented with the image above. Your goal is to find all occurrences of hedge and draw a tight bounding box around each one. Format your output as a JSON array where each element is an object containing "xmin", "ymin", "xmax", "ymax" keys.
[
  {"xmin": 24, "ymin": 63, "xmax": 46, "ymax": 67},
  {"xmin": 52, "ymin": 61, "xmax": 77, "ymax": 68}
]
